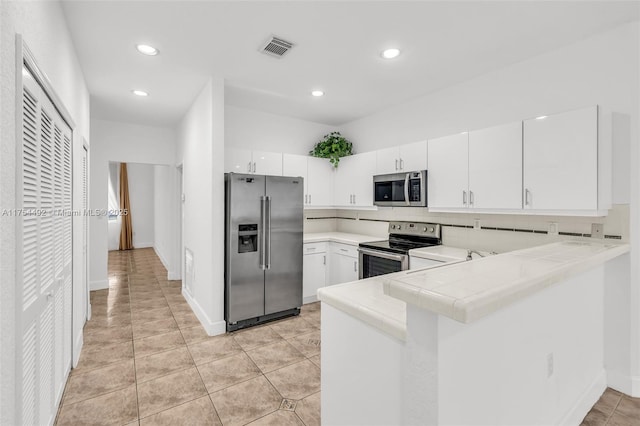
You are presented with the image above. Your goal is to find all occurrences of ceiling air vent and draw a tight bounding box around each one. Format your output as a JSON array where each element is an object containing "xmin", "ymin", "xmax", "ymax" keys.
[{"xmin": 260, "ymin": 36, "xmax": 294, "ymax": 58}]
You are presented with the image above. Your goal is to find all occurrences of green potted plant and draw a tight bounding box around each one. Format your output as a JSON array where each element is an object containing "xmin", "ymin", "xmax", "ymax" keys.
[{"xmin": 309, "ymin": 132, "xmax": 353, "ymax": 168}]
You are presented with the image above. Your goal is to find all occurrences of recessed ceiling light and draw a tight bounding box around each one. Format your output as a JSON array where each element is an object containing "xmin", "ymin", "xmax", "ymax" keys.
[
  {"xmin": 132, "ymin": 90, "xmax": 148, "ymax": 97},
  {"xmin": 311, "ymin": 90, "xmax": 324, "ymax": 97},
  {"xmin": 381, "ymin": 48, "xmax": 401, "ymax": 59},
  {"xmin": 536, "ymin": 115, "xmax": 547, "ymax": 120},
  {"xmin": 136, "ymin": 44, "xmax": 158, "ymax": 56}
]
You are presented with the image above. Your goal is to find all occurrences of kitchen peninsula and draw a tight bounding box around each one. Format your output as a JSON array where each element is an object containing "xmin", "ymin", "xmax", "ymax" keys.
[{"xmin": 318, "ymin": 240, "xmax": 630, "ymax": 425}]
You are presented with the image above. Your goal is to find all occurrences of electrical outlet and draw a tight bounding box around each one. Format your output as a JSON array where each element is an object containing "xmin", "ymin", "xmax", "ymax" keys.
[
  {"xmin": 548, "ymin": 222, "xmax": 558, "ymax": 235},
  {"xmin": 547, "ymin": 353, "xmax": 554, "ymax": 378},
  {"xmin": 474, "ymin": 219, "xmax": 481, "ymax": 230},
  {"xmin": 591, "ymin": 223, "xmax": 604, "ymax": 239}
]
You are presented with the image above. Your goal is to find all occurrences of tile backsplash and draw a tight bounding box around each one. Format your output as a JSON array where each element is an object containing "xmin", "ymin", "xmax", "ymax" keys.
[{"xmin": 304, "ymin": 204, "xmax": 629, "ymax": 253}]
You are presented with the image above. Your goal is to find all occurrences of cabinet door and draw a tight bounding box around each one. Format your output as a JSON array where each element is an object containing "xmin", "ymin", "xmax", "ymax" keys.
[
  {"xmin": 283, "ymin": 154, "xmax": 308, "ymax": 202},
  {"xmin": 329, "ymin": 252, "xmax": 358, "ymax": 285},
  {"xmin": 307, "ymin": 157, "xmax": 334, "ymax": 206},
  {"xmin": 350, "ymin": 151, "xmax": 377, "ymax": 207},
  {"xmin": 468, "ymin": 122, "xmax": 522, "ymax": 209},
  {"xmin": 225, "ymin": 148, "xmax": 252, "ymax": 173},
  {"xmin": 375, "ymin": 147, "xmax": 400, "ymax": 174},
  {"xmin": 399, "ymin": 140, "xmax": 427, "ymax": 172},
  {"xmin": 427, "ymin": 133, "xmax": 469, "ymax": 208},
  {"xmin": 253, "ymin": 150, "xmax": 283, "ymax": 176},
  {"xmin": 303, "ymin": 252, "xmax": 326, "ymax": 303},
  {"xmin": 523, "ymin": 106, "xmax": 598, "ymax": 211},
  {"xmin": 333, "ymin": 157, "xmax": 354, "ymax": 207}
]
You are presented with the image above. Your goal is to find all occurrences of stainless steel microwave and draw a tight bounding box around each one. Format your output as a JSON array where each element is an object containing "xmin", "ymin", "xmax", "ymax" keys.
[{"xmin": 373, "ymin": 170, "xmax": 427, "ymax": 207}]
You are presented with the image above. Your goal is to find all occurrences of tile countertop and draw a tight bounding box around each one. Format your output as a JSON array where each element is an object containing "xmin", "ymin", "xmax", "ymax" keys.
[
  {"xmin": 409, "ymin": 245, "xmax": 473, "ymax": 262},
  {"xmin": 303, "ymin": 232, "xmax": 383, "ymax": 246},
  {"xmin": 318, "ymin": 240, "xmax": 629, "ymax": 341},
  {"xmin": 386, "ymin": 240, "xmax": 630, "ymax": 324}
]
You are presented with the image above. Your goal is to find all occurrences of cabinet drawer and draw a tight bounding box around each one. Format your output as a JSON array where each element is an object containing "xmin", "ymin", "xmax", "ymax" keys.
[
  {"xmin": 330, "ymin": 242, "xmax": 358, "ymax": 258},
  {"xmin": 304, "ymin": 242, "xmax": 327, "ymax": 254}
]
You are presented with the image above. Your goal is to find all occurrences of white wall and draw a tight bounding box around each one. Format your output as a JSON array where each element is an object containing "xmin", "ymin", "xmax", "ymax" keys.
[
  {"xmin": 177, "ymin": 77, "xmax": 226, "ymax": 336},
  {"xmin": 225, "ymin": 105, "xmax": 336, "ymax": 155},
  {"xmin": 153, "ymin": 164, "xmax": 179, "ymax": 279},
  {"xmin": 338, "ymin": 21, "xmax": 640, "ymax": 394},
  {"xmin": 89, "ymin": 119, "xmax": 176, "ymax": 289},
  {"xmin": 0, "ymin": 1, "xmax": 91, "ymax": 424}
]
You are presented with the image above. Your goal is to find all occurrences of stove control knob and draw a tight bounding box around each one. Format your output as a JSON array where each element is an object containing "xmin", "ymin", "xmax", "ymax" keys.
[
  {"xmin": 423, "ymin": 226, "xmax": 428, "ymax": 232},
  {"xmin": 429, "ymin": 227, "xmax": 434, "ymax": 232}
]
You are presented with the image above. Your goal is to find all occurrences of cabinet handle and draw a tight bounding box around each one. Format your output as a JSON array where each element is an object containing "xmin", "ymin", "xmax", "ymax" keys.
[
  {"xmin": 252, "ymin": 162, "xmax": 256, "ymax": 173},
  {"xmin": 469, "ymin": 190, "xmax": 474, "ymax": 206},
  {"xmin": 340, "ymin": 248, "xmax": 348, "ymax": 252},
  {"xmin": 353, "ymin": 194, "xmax": 356, "ymax": 204},
  {"xmin": 400, "ymin": 158, "xmax": 404, "ymax": 170},
  {"xmin": 309, "ymin": 194, "xmax": 311, "ymax": 204},
  {"xmin": 305, "ymin": 194, "xmax": 308, "ymax": 204},
  {"xmin": 525, "ymin": 188, "xmax": 531, "ymax": 206},
  {"xmin": 395, "ymin": 159, "xmax": 398, "ymax": 170},
  {"xmin": 353, "ymin": 261, "xmax": 357, "ymax": 272},
  {"xmin": 307, "ymin": 247, "xmax": 316, "ymax": 251},
  {"xmin": 463, "ymin": 190, "xmax": 467, "ymax": 206},
  {"xmin": 323, "ymin": 255, "xmax": 326, "ymax": 265},
  {"xmin": 247, "ymin": 162, "xmax": 252, "ymax": 172}
]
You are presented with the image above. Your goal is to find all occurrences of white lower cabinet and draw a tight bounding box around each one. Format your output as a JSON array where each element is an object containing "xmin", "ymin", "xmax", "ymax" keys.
[
  {"xmin": 303, "ymin": 241, "xmax": 360, "ymax": 303},
  {"xmin": 329, "ymin": 243, "xmax": 359, "ymax": 285},
  {"xmin": 303, "ymin": 251, "xmax": 327, "ymax": 303}
]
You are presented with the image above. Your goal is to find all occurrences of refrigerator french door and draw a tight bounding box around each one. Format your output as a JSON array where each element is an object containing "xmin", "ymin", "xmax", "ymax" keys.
[{"xmin": 225, "ymin": 173, "xmax": 303, "ymax": 331}]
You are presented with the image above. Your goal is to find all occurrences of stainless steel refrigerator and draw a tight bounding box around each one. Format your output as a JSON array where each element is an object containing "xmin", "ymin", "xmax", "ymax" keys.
[{"xmin": 224, "ymin": 173, "xmax": 303, "ymax": 331}]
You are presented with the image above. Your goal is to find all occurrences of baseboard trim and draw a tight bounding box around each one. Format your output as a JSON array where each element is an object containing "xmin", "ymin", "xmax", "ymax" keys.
[
  {"xmin": 90, "ymin": 279, "xmax": 108, "ymax": 291},
  {"xmin": 153, "ymin": 245, "xmax": 170, "ymax": 276},
  {"xmin": 72, "ymin": 332, "xmax": 83, "ymax": 368},
  {"xmin": 557, "ymin": 369, "xmax": 606, "ymax": 425},
  {"xmin": 607, "ymin": 370, "xmax": 640, "ymax": 397},
  {"xmin": 181, "ymin": 289, "xmax": 226, "ymax": 336},
  {"xmin": 168, "ymin": 271, "xmax": 181, "ymax": 281},
  {"xmin": 303, "ymin": 295, "xmax": 318, "ymax": 304},
  {"xmin": 135, "ymin": 242, "xmax": 154, "ymax": 249}
]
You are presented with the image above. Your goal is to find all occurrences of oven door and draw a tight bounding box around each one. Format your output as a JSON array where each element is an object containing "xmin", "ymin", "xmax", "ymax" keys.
[{"xmin": 358, "ymin": 248, "xmax": 409, "ymax": 279}]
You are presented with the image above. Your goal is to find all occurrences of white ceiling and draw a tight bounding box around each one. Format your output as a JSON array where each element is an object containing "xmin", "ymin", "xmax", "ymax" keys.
[{"xmin": 62, "ymin": 1, "xmax": 639, "ymax": 127}]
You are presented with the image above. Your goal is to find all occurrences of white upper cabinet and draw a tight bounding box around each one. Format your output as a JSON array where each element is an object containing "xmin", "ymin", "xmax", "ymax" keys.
[
  {"xmin": 283, "ymin": 154, "xmax": 334, "ymax": 207},
  {"xmin": 225, "ymin": 148, "xmax": 253, "ymax": 173},
  {"xmin": 375, "ymin": 141, "xmax": 427, "ymax": 175},
  {"xmin": 523, "ymin": 106, "xmax": 598, "ymax": 211},
  {"xmin": 307, "ymin": 157, "xmax": 335, "ymax": 207},
  {"xmin": 427, "ymin": 133, "xmax": 469, "ymax": 209},
  {"xmin": 399, "ymin": 141, "xmax": 428, "ymax": 173},
  {"xmin": 225, "ymin": 148, "xmax": 282, "ymax": 175},
  {"xmin": 334, "ymin": 152, "xmax": 377, "ymax": 207},
  {"xmin": 468, "ymin": 122, "xmax": 522, "ymax": 210},
  {"xmin": 252, "ymin": 150, "xmax": 283, "ymax": 176}
]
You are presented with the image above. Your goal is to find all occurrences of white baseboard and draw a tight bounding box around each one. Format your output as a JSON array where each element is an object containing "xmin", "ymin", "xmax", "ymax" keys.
[
  {"xmin": 181, "ymin": 289, "xmax": 226, "ymax": 336},
  {"xmin": 135, "ymin": 242, "xmax": 154, "ymax": 249},
  {"xmin": 607, "ymin": 370, "xmax": 640, "ymax": 397},
  {"xmin": 168, "ymin": 271, "xmax": 181, "ymax": 281},
  {"xmin": 90, "ymin": 279, "xmax": 108, "ymax": 291},
  {"xmin": 72, "ymin": 332, "xmax": 83, "ymax": 368},
  {"xmin": 557, "ymin": 369, "xmax": 606, "ymax": 426},
  {"xmin": 303, "ymin": 295, "xmax": 318, "ymax": 304}
]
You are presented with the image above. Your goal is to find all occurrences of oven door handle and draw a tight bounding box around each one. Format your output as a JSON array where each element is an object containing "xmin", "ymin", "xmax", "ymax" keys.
[{"xmin": 358, "ymin": 248, "xmax": 408, "ymax": 263}]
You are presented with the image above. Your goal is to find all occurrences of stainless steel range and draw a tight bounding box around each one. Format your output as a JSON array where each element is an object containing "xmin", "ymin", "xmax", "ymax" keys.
[{"xmin": 358, "ymin": 222, "xmax": 441, "ymax": 279}]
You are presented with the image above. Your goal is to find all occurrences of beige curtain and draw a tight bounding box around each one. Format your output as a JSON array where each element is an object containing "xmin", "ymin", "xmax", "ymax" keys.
[{"xmin": 119, "ymin": 163, "xmax": 134, "ymax": 250}]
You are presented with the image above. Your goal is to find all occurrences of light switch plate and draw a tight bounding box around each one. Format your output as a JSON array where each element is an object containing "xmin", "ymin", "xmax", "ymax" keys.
[{"xmin": 591, "ymin": 223, "xmax": 604, "ymax": 239}]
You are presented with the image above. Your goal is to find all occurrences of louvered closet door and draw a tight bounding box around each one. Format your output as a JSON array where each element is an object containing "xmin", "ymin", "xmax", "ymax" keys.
[{"xmin": 20, "ymin": 66, "xmax": 73, "ymax": 426}]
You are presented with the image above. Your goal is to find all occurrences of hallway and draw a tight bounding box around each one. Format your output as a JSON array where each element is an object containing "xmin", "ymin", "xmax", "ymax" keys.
[{"xmin": 55, "ymin": 248, "xmax": 321, "ymax": 425}]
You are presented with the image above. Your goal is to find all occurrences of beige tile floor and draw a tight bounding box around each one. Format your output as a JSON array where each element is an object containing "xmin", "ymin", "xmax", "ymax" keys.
[
  {"xmin": 55, "ymin": 248, "xmax": 320, "ymax": 426},
  {"xmin": 54, "ymin": 249, "xmax": 640, "ymax": 425}
]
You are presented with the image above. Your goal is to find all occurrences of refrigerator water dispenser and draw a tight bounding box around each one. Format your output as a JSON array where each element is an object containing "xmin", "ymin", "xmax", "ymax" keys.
[{"xmin": 238, "ymin": 224, "xmax": 258, "ymax": 253}]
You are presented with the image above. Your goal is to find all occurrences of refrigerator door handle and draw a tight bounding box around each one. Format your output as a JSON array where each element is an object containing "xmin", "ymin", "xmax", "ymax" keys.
[
  {"xmin": 265, "ymin": 196, "xmax": 272, "ymax": 270},
  {"xmin": 260, "ymin": 196, "xmax": 266, "ymax": 270}
]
